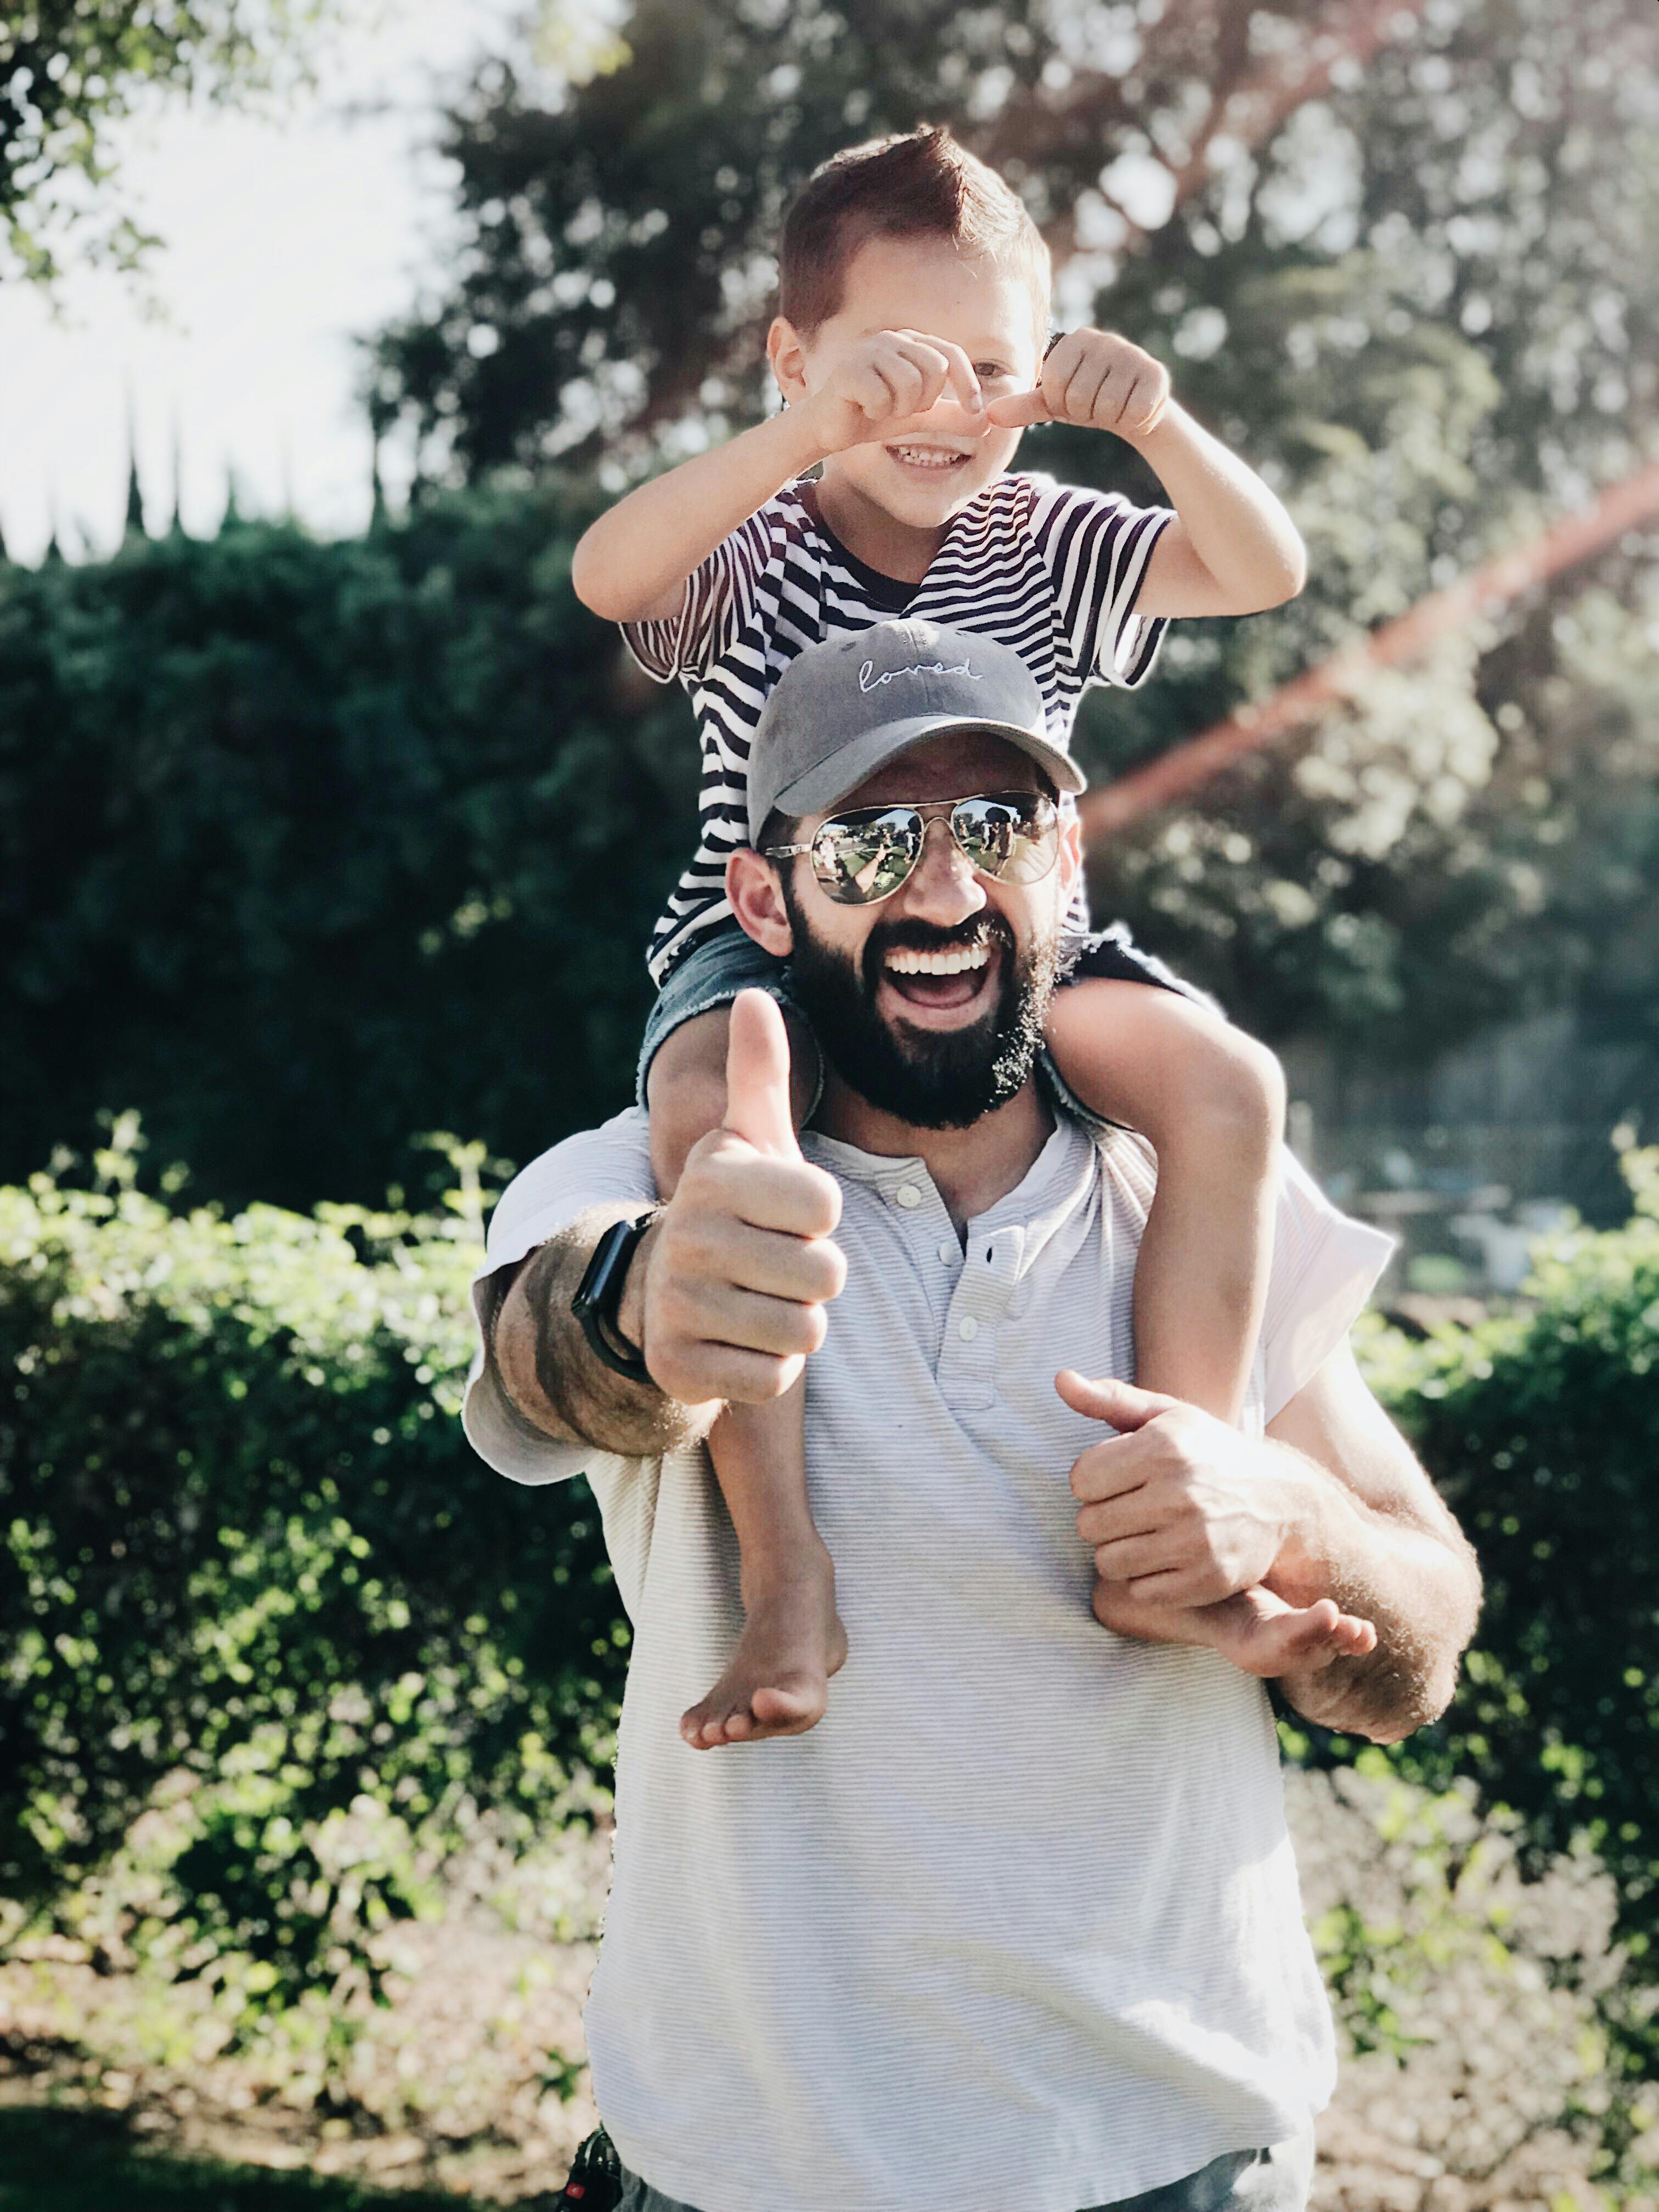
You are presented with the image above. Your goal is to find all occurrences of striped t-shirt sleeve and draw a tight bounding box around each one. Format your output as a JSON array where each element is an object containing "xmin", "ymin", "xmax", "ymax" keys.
[
  {"xmin": 1026, "ymin": 479, "xmax": 1175, "ymax": 689},
  {"xmin": 621, "ymin": 507, "xmax": 777, "ymax": 684}
]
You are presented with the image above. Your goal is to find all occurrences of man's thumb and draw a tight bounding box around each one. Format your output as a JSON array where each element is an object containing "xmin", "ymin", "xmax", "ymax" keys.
[
  {"xmin": 722, "ymin": 989, "xmax": 802, "ymax": 1159},
  {"xmin": 1055, "ymin": 1368, "xmax": 1178, "ymax": 1431}
]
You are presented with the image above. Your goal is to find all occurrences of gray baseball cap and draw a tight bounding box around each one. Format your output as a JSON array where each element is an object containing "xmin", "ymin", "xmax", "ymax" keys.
[{"xmin": 746, "ymin": 618, "xmax": 1086, "ymax": 843}]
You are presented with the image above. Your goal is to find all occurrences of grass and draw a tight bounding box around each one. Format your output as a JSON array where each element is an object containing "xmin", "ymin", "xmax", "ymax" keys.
[{"xmin": 0, "ymin": 2104, "xmax": 532, "ymax": 2212}]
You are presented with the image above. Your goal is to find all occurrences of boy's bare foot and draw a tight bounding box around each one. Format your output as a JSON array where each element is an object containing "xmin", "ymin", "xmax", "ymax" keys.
[
  {"xmin": 1091, "ymin": 1577, "xmax": 1376, "ymax": 1679},
  {"xmin": 680, "ymin": 1548, "xmax": 848, "ymax": 1749}
]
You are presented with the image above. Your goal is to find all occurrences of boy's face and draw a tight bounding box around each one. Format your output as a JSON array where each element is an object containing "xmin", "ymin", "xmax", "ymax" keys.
[{"xmin": 782, "ymin": 233, "xmax": 1046, "ymax": 532}]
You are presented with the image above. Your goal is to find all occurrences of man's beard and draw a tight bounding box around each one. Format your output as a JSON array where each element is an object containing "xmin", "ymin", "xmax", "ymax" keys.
[{"xmin": 783, "ymin": 884, "xmax": 1064, "ymax": 1130}]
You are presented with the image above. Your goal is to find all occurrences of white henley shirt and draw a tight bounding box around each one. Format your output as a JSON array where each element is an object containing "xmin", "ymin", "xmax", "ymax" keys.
[{"xmin": 463, "ymin": 1104, "xmax": 1393, "ymax": 2212}]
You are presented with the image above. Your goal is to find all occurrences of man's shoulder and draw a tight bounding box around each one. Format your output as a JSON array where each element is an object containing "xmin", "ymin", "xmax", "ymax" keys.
[{"xmin": 481, "ymin": 1108, "xmax": 654, "ymax": 1279}]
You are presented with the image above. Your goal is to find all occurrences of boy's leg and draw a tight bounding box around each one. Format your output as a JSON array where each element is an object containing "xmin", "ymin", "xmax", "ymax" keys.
[
  {"xmin": 1047, "ymin": 940, "xmax": 1347, "ymax": 1680},
  {"xmin": 681, "ymin": 1380, "xmax": 848, "ymax": 1748},
  {"xmin": 1044, "ymin": 972, "xmax": 1284, "ymax": 1428},
  {"xmin": 647, "ymin": 1001, "xmax": 841, "ymax": 1749},
  {"xmin": 1090, "ymin": 1575, "xmax": 1375, "ymax": 1679}
]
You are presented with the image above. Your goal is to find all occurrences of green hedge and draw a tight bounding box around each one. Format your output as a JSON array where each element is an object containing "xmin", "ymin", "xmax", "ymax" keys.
[
  {"xmin": 1356, "ymin": 1144, "xmax": 1659, "ymax": 2129},
  {"xmin": 0, "ymin": 490, "xmax": 693, "ymax": 1213},
  {"xmin": 7, "ymin": 1135, "xmax": 1659, "ymax": 2114},
  {"xmin": 0, "ymin": 1131, "xmax": 623, "ymax": 2028}
]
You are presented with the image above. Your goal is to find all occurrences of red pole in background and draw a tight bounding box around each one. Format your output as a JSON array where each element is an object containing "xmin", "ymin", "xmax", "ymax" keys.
[{"xmin": 1080, "ymin": 459, "xmax": 1659, "ymax": 840}]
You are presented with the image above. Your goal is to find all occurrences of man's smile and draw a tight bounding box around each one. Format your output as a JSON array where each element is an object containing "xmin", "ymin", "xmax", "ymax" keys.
[{"xmin": 877, "ymin": 936, "xmax": 1001, "ymax": 1024}]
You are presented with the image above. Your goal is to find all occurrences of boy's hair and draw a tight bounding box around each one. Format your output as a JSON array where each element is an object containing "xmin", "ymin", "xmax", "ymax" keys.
[{"xmin": 778, "ymin": 126, "xmax": 1051, "ymax": 342}]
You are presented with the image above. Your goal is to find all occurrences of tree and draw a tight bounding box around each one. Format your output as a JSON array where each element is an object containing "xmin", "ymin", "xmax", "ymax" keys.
[
  {"xmin": 0, "ymin": 487, "xmax": 693, "ymax": 1207},
  {"xmin": 1, "ymin": 0, "xmax": 340, "ymax": 283},
  {"xmin": 366, "ymin": 0, "xmax": 1659, "ymax": 1098}
]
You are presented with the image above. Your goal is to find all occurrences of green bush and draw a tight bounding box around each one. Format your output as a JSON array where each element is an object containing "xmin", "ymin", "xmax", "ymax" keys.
[
  {"xmin": 0, "ymin": 1129, "xmax": 623, "ymax": 2034},
  {"xmin": 8, "ymin": 1127, "xmax": 1659, "ymax": 2131},
  {"xmin": 1353, "ymin": 1146, "xmax": 1659, "ymax": 2154},
  {"xmin": 0, "ymin": 489, "xmax": 694, "ymax": 1212}
]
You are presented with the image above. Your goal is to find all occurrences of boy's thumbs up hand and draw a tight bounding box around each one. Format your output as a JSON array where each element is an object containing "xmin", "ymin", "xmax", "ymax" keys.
[{"xmin": 641, "ymin": 992, "xmax": 846, "ymax": 1410}]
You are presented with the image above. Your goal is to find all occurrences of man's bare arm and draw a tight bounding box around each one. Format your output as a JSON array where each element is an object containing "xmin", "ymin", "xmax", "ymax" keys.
[
  {"xmin": 1263, "ymin": 1340, "xmax": 1482, "ymax": 1742},
  {"xmin": 1066, "ymin": 1349, "xmax": 1481, "ymax": 1744},
  {"xmin": 484, "ymin": 994, "xmax": 845, "ymax": 1460},
  {"xmin": 486, "ymin": 1206, "xmax": 718, "ymax": 1460}
]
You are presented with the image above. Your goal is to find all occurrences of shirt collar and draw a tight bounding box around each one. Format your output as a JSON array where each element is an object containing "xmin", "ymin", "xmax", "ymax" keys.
[{"xmin": 804, "ymin": 1110, "xmax": 1097, "ymax": 1243}]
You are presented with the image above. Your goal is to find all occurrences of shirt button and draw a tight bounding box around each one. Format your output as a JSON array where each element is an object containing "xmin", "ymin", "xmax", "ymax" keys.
[
  {"xmin": 894, "ymin": 1182, "xmax": 923, "ymax": 1209},
  {"xmin": 938, "ymin": 1240, "xmax": 957, "ymax": 1265},
  {"xmin": 958, "ymin": 1315, "xmax": 979, "ymax": 1341}
]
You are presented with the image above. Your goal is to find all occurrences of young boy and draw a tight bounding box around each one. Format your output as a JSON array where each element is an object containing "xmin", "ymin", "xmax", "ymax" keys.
[{"xmin": 572, "ymin": 126, "xmax": 1374, "ymax": 1750}]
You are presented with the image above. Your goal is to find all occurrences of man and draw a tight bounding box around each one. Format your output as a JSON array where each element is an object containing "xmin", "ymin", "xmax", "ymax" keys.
[{"xmin": 464, "ymin": 623, "xmax": 1481, "ymax": 2212}]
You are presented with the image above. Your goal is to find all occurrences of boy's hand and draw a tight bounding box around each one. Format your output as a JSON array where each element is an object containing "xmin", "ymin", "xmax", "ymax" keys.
[
  {"xmin": 800, "ymin": 329, "xmax": 987, "ymax": 455},
  {"xmin": 985, "ymin": 329, "xmax": 1171, "ymax": 443}
]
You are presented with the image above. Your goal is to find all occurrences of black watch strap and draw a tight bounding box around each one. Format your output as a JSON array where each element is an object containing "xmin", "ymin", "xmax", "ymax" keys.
[{"xmin": 572, "ymin": 1211, "xmax": 656, "ymax": 1385}]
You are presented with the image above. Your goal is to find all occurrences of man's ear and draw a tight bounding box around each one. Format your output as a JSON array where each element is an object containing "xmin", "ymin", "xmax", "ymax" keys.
[
  {"xmin": 727, "ymin": 845, "xmax": 795, "ymax": 957},
  {"xmin": 767, "ymin": 316, "xmax": 810, "ymax": 409}
]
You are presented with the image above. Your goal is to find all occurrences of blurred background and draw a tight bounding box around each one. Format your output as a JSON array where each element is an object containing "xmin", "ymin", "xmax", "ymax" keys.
[{"xmin": 1, "ymin": 2, "xmax": 1657, "ymax": 2206}]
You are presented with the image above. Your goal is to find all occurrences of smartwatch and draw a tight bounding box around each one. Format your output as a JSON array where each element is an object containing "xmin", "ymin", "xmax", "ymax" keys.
[{"xmin": 571, "ymin": 1210, "xmax": 657, "ymax": 1384}]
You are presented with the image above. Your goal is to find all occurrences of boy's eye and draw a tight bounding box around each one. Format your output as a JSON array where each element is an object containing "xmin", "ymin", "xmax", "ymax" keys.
[{"xmin": 974, "ymin": 363, "xmax": 1020, "ymax": 385}]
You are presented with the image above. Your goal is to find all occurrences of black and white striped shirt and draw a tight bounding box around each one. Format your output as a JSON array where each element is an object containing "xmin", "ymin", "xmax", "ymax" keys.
[{"xmin": 625, "ymin": 469, "xmax": 1174, "ymax": 985}]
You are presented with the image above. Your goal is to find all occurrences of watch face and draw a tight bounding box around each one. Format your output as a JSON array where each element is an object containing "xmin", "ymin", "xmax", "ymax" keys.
[{"xmin": 574, "ymin": 1213, "xmax": 653, "ymax": 1381}]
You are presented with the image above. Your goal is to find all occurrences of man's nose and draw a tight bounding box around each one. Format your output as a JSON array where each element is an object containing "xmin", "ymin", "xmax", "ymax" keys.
[{"xmin": 898, "ymin": 817, "xmax": 986, "ymax": 924}]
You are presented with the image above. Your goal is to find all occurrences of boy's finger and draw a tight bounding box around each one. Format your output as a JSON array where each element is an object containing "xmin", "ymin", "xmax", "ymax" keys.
[
  {"xmin": 983, "ymin": 387, "xmax": 1051, "ymax": 428},
  {"xmin": 1123, "ymin": 373, "xmax": 1170, "ymax": 438},
  {"xmin": 890, "ymin": 337, "xmax": 949, "ymax": 412},
  {"xmin": 936, "ymin": 338, "xmax": 985, "ymax": 414},
  {"xmin": 1043, "ymin": 342, "xmax": 1093, "ymax": 422},
  {"xmin": 1074, "ymin": 357, "xmax": 1117, "ymax": 426},
  {"xmin": 849, "ymin": 365, "xmax": 897, "ymax": 421},
  {"xmin": 889, "ymin": 356, "xmax": 928, "ymax": 417},
  {"xmin": 893, "ymin": 331, "xmax": 983, "ymax": 415}
]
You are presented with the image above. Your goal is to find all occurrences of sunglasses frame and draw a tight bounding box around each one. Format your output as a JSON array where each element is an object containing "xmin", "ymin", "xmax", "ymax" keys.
[{"xmin": 763, "ymin": 789, "xmax": 1060, "ymax": 906}]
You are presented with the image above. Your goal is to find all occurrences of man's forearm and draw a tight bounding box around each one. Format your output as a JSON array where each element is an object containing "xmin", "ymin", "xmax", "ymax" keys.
[
  {"xmin": 489, "ymin": 1209, "xmax": 718, "ymax": 1459},
  {"xmin": 1266, "ymin": 1443, "xmax": 1481, "ymax": 1742}
]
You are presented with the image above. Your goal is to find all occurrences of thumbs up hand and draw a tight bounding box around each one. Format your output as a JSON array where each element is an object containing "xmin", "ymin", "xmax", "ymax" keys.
[
  {"xmin": 640, "ymin": 992, "xmax": 847, "ymax": 1410},
  {"xmin": 1057, "ymin": 1366, "xmax": 1294, "ymax": 1606},
  {"xmin": 720, "ymin": 986, "xmax": 804, "ymax": 1161}
]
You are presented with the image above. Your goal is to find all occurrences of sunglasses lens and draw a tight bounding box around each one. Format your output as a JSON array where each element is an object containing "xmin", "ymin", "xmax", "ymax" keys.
[
  {"xmin": 812, "ymin": 810, "xmax": 923, "ymax": 904},
  {"xmin": 953, "ymin": 794, "xmax": 1057, "ymax": 884}
]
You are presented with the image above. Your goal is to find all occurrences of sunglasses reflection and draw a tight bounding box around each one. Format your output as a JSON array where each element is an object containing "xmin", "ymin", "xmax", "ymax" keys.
[{"xmin": 810, "ymin": 794, "xmax": 1058, "ymax": 906}]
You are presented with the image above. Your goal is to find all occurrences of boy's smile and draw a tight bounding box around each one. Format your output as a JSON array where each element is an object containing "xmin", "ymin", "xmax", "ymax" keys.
[{"xmin": 777, "ymin": 234, "xmax": 1046, "ymax": 578}]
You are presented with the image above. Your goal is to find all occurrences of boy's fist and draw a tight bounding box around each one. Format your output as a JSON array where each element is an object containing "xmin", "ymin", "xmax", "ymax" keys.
[
  {"xmin": 800, "ymin": 329, "xmax": 987, "ymax": 454},
  {"xmin": 986, "ymin": 329, "xmax": 1171, "ymax": 443}
]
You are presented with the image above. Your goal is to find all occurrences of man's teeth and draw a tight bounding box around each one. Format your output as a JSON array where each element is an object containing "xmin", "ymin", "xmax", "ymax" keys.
[
  {"xmin": 891, "ymin": 445, "xmax": 964, "ymax": 468},
  {"xmin": 885, "ymin": 945, "xmax": 990, "ymax": 976}
]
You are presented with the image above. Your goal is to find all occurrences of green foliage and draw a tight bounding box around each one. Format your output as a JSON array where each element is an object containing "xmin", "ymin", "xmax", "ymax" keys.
[
  {"xmin": 0, "ymin": 1, "xmax": 343, "ymax": 285},
  {"xmin": 0, "ymin": 487, "xmax": 692, "ymax": 1209},
  {"xmin": 363, "ymin": 0, "xmax": 1659, "ymax": 1080},
  {"xmin": 0, "ymin": 1133, "xmax": 623, "ymax": 2039},
  {"xmin": 1358, "ymin": 1148, "xmax": 1659, "ymax": 2131}
]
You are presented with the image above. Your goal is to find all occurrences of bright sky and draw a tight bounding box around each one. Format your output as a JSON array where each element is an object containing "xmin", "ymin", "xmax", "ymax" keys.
[{"xmin": 0, "ymin": 1, "xmax": 532, "ymax": 565}]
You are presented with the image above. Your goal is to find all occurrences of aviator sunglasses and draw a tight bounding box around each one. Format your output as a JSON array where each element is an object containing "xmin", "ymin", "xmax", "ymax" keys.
[{"xmin": 765, "ymin": 790, "xmax": 1059, "ymax": 907}]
